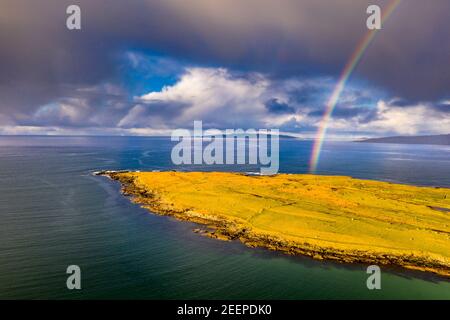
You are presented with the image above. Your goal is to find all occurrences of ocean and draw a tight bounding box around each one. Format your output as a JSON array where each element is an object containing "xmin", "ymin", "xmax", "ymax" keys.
[{"xmin": 0, "ymin": 136, "xmax": 449, "ymax": 299}]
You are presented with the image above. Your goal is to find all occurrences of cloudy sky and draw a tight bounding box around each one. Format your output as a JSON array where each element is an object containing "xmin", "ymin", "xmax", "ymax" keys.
[{"xmin": 0, "ymin": 0, "xmax": 449, "ymax": 138}]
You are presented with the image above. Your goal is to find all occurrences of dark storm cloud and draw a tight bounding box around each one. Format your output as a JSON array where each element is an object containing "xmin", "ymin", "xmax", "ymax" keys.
[
  {"xmin": 308, "ymin": 105, "xmax": 378, "ymax": 122},
  {"xmin": 265, "ymin": 99, "xmax": 296, "ymax": 114},
  {"xmin": 286, "ymin": 84, "xmax": 325, "ymax": 105},
  {"xmin": 431, "ymin": 103, "xmax": 450, "ymax": 114},
  {"xmin": 390, "ymin": 98, "xmax": 450, "ymax": 113},
  {"xmin": 16, "ymin": 84, "xmax": 133, "ymax": 128},
  {"xmin": 388, "ymin": 98, "xmax": 413, "ymax": 107},
  {"xmin": 118, "ymin": 100, "xmax": 190, "ymax": 128},
  {"xmin": 0, "ymin": 0, "xmax": 449, "ymax": 132}
]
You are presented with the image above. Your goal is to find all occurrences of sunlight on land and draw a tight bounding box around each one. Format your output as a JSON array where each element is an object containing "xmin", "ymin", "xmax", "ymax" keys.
[{"xmin": 108, "ymin": 171, "xmax": 450, "ymax": 277}]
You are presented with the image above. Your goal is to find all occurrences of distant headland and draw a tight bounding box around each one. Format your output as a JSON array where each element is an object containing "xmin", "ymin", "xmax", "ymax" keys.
[{"xmin": 356, "ymin": 134, "xmax": 450, "ymax": 146}]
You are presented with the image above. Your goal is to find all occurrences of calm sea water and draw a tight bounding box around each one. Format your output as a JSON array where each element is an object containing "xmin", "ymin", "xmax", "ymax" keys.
[{"xmin": 0, "ymin": 136, "xmax": 449, "ymax": 299}]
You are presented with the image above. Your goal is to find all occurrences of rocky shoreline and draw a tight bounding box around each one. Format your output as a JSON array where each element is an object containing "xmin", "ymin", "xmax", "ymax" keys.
[{"xmin": 99, "ymin": 171, "xmax": 450, "ymax": 278}]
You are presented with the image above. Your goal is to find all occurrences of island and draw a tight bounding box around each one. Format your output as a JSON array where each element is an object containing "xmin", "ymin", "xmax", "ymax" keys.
[
  {"xmin": 99, "ymin": 171, "xmax": 450, "ymax": 277},
  {"xmin": 356, "ymin": 134, "xmax": 450, "ymax": 146}
]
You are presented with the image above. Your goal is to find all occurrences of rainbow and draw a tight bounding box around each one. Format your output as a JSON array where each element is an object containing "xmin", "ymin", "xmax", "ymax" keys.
[{"xmin": 309, "ymin": 0, "xmax": 402, "ymax": 173}]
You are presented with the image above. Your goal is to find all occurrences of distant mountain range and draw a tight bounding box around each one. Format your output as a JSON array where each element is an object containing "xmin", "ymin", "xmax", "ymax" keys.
[{"xmin": 356, "ymin": 134, "xmax": 450, "ymax": 146}]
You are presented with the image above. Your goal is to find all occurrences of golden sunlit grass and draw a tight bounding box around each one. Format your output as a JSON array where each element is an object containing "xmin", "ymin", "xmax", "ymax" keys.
[{"xmin": 107, "ymin": 171, "xmax": 450, "ymax": 276}]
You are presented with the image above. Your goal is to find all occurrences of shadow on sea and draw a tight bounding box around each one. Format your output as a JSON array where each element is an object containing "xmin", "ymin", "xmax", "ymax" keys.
[{"xmin": 244, "ymin": 245, "xmax": 449, "ymax": 284}]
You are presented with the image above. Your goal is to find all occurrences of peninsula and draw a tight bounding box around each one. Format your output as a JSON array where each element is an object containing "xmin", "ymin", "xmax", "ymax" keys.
[
  {"xmin": 356, "ymin": 134, "xmax": 450, "ymax": 146},
  {"xmin": 101, "ymin": 171, "xmax": 450, "ymax": 277}
]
